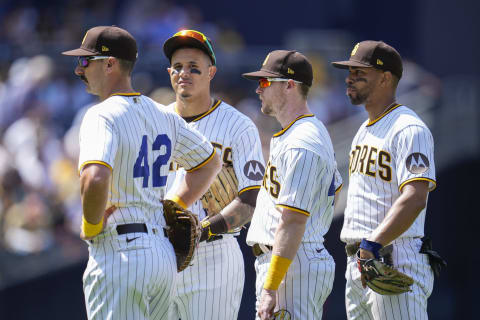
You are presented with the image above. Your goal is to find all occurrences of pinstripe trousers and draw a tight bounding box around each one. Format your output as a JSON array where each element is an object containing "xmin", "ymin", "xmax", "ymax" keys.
[
  {"xmin": 345, "ymin": 237, "xmax": 434, "ymax": 320},
  {"xmin": 168, "ymin": 235, "xmax": 244, "ymax": 320},
  {"xmin": 83, "ymin": 227, "xmax": 177, "ymax": 320},
  {"xmin": 254, "ymin": 243, "xmax": 335, "ymax": 320}
]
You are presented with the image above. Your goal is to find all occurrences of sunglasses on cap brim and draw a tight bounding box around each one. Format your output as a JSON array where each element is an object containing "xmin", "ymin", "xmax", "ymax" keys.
[{"xmin": 172, "ymin": 30, "xmax": 216, "ymax": 64}]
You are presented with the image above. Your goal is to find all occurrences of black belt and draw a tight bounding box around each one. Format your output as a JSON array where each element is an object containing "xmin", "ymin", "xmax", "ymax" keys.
[
  {"xmin": 117, "ymin": 223, "xmax": 148, "ymax": 235},
  {"xmin": 252, "ymin": 243, "xmax": 272, "ymax": 257},
  {"xmin": 89, "ymin": 223, "xmax": 165, "ymax": 244}
]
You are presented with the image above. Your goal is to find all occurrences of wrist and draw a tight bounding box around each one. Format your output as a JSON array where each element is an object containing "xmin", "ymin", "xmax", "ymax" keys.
[
  {"xmin": 200, "ymin": 214, "xmax": 229, "ymax": 242},
  {"xmin": 263, "ymin": 254, "xmax": 292, "ymax": 291},
  {"xmin": 82, "ymin": 215, "xmax": 104, "ymax": 238},
  {"xmin": 359, "ymin": 239, "xmax": 383, "ymax": 259},
  {"xmin": 169, "ymin": 195, "xmax": 187, "ymax": 209}
]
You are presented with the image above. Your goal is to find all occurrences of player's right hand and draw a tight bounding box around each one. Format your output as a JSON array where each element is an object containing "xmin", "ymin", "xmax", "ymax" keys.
[{"xmin": 258, "ymin": 288, "xmax": 276, "ymax": 320}]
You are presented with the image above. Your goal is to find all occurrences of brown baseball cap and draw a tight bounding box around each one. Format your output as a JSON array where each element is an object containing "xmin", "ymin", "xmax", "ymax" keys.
[
  {"xmin": 62, "ymin": 26, "xmax": 138, "ymax": 62},
  {"xmin": 242, "ymin": 50, "xmax": 313, "ymax": 87},
  {"xmin": 163, "ymin": 29, "xmax": 216, "ymax": 65},
  {"xmin": 332, "ymin": 40, "xmax": 403, "ymax": 79}
]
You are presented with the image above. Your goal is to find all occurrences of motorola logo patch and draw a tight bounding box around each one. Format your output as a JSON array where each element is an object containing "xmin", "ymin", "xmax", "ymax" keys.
[
  {"xmin": 243, "ymin": 160, "xmax": 265, "ymax": 181},
  {"xmin": 406, "ymin": 153, "xmax": 429, "ymax": 174}
]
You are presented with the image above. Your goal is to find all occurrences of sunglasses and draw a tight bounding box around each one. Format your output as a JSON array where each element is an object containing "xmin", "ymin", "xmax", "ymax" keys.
[
  {"xmin": 258, "ymin": 78, "xmax": 302, "ymax": 88},
  {"xmin": 77, "ymin": 56, "xmax": 111, "ymax": 68},
  {"xmin": 172, "ymin": 29, "xmax": 216, "ymax": 65}
]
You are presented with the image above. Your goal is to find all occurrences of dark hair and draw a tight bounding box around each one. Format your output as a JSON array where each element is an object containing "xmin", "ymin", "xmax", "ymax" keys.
[
  {"xmin": 298, "ymin": 83, "xmax": 310, "ymax": 99},
  {"xmin": 118, "ymin": 58, "xmax": 136, "ymax": 75}
]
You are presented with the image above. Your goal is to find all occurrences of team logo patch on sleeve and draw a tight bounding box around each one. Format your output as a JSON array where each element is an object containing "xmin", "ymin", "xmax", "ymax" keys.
[
  {"xmin": 243, "ymin": 160, "xmax": 265, "ymax": 180},
  {"xmin": 406, "ymin": 153, "xmax": 430, "ymax": 174}
]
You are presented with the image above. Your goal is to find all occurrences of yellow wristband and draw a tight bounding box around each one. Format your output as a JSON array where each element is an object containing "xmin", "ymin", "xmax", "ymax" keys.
[
  {"xmin": 169, "ymin": 195, "xmax": 187, "ymax": 209},
  {"xmin": 263, "ymin": 254, "xmax": 292, "ymax": 290},
  {"xmin": 82, "ymin": 216, "xmax": 104, "ymax": 238}
]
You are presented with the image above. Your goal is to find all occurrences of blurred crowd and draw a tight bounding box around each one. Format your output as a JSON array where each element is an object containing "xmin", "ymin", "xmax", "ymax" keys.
[{"xmin": 0, "ymin": 0, "xmax": 440, "ymax": 287}]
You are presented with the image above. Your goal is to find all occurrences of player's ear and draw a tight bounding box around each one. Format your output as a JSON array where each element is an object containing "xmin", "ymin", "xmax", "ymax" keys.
[
  {"xmin": 104, "ymin": 57, "xmax": 115, "ymax": 74},
  {"xmin": 208, "ymin": 65, "xmax": 217, "ymax": 80},
  {"xmin": 382, "ymin": 71, "xmax": 393, "ymax": 87}
]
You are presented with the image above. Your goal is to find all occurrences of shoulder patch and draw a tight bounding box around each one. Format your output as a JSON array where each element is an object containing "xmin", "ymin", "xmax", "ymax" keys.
[
  {"xmin": 406, "ymin": 153, "xmax": 430, "ymax": 174},
  {"xmin": 243, "ymin": 160, "xmax": 265, "ymax": 181}
]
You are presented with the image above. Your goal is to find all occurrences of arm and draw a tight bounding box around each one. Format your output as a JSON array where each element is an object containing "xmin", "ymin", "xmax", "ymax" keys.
[
  {"xmin": 79, "ymin": 164, "xmax": 113, "ymax": 239},
  {"xmin": 271, "ymin": 208, "xmax": 308, "ymax": 259},
  {"xmin": 199, "ymin": 188, "xmax": 258, "ymax": 242},
  {"xmin": 173, "ymin": 151, "xmax": 222, "ymax": 208},
  {"xmin": 360, "ymin": 180, "xmax": 429, "ymax": 259},
  {"xmin": 258, "ymin": 208, "xmax": 308, "ymax": 319},
  {"xmin": 221, "ymin": 188, "xmax": 259, "ymax": 229}
]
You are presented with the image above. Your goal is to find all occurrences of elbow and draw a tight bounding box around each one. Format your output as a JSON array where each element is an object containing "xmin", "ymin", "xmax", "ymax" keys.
[{"xmin": 412, "ymin": 195, "xmax": 427, "ymax": 212}]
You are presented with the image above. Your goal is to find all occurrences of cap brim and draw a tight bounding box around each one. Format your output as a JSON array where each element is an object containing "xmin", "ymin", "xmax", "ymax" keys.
[
  {"xmin": 62, "ymin": 47, "xmax": 98, "ymax": 56},
  {"xmin": 242, "ymin": 69, "xmax": 284, "ymax": 80},
  {"xmin": 331, "ymin": 60, "xmax": 373, "ymax": 69}
]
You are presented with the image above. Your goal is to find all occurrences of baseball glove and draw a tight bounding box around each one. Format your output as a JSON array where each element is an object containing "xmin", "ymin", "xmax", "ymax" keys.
[
  {"xmin": 201, "ymin": 164, "xmax": 238, "ymax": 216},
  {"xmin": 162, "ymin": 200, "xmax": 200, "ymax": 272},
  {"xmin": 357, "ymin": 247, "xmax": 414, "ymax": 295}
]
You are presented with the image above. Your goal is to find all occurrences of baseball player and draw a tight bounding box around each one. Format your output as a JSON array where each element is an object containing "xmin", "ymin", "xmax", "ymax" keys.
[
  {"xmin": 332, "ymin": 41, "xmax": 437, "ymax": 319},
  {"xmin": 243, "ymin": 50, "xmax": 342, "ymax": 320},
  {"xmin": 162, "ymin": 30, "xmax": 265, "ymax": 320},
  {"xmin": 62, "ymin": 26, "xmax": 221, "ymax": 320}
]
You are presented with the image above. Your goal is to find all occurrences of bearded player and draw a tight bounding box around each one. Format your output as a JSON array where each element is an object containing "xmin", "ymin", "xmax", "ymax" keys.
[
  {"xmin": 243, "ymin": 50, "xmax": 343, "ymax": 320},
  {"xmin": 162, "ymin": 30, "xmax": 265, "ymax": 320},
  {"xmin": 332, "ymin": 41, "xmax": 439, "ymax": 319}
]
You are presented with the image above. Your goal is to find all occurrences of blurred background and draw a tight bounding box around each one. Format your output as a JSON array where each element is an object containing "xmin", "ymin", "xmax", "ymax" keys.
[{"xmin": 0, "ymin": 0, "xmax": 478, "ymax": 319}]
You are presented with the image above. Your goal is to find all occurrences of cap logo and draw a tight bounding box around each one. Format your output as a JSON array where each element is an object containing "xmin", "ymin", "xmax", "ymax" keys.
[
  {"xmin": 376, "ymin": 59, "xmax": 383, "ymax": 66},
  {"xmin": 102, "ymin": 46, "xmax": 110, "ymax": 52},
  {"xmin": 351, "ymin": 43, "xmax": 360, "ymax": 56},
  {"xmin": 287, "ymin": 68, "xmax": 294, "ymax": 75},
  {"xmin": 262, "ymin": 54, "xmax": 270, "ymax": 66},
  {"xmin": 81, "ymin": 30, "xmax": 89, "ymax": 45}
]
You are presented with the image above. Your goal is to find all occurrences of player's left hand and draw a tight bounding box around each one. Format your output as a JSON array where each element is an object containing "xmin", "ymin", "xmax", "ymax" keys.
[
  {"xmin": 80, "ymin": 205, "xmax": 117, "ymax": 240},
  {"xmin": 258, "ymin": 288, "xmax": 277, "ymax": 320},
  {"xmin": 358, "ymin": 248, "xmax": 375, "ymax": 288}
]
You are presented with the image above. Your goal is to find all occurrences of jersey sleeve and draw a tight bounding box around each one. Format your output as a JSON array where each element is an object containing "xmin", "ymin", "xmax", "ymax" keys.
[
  {"xmin": 232, "ymin": 124, "xmax": 266, "ymax": 194},
  {"xmin": 169, "ymin": 114, "xmax": 214, "ymax": 171},
  {"xmin": 78, "ymin": 107, "xmax": 118, "ymax": 173},
  {"xmin": 392, "ymin": 124, "xmax": 436, "ymax": 191},
  {"xmin": 334, "ymin": 166, "xmax": 343, "ymax": 193},
  {"xmin": 276, "ymin": 148, "xmax": 326, "ymax": 216}
]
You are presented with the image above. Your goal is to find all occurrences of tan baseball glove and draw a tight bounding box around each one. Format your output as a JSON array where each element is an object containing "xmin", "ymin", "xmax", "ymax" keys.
[
  {"xmin": 162, "ymin": 200, "xmax": 200, "ymax": 272},
  {"xmin": 357, "ymin": 249, "xmax": 414, "ymax": 295},
  {"xmin": 201, "ymin": 164, "xmax": 238, "ymax": 216}
]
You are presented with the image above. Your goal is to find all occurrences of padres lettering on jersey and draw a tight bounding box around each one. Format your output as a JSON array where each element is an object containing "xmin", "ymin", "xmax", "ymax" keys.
[
  {"xmin": 262, "ymin": 160, "xmax": 281, "ymax": 198},
  {"xmin": 349, "ymin": 145, "xmax": 392, "ymax": 181},
  {"xmin": 341, "ymin": 104, "xmax": 436, "ymax": 243}
]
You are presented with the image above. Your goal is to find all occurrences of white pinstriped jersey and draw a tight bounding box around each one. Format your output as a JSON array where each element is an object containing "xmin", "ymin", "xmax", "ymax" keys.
[
  {"xmin": 78, "ymin": 93, "xmax": 214, "ymax": 228},
  {"xmin": 340, "ymin": 104, "xmax": 436, "ymax": 243},
  {"xmin": 246, "ymin": 114, "xmax": 342, "ymax": 246},
  {"xmin": 165, "ymin": 99, "xmax": 265, "ymax": 221}
]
